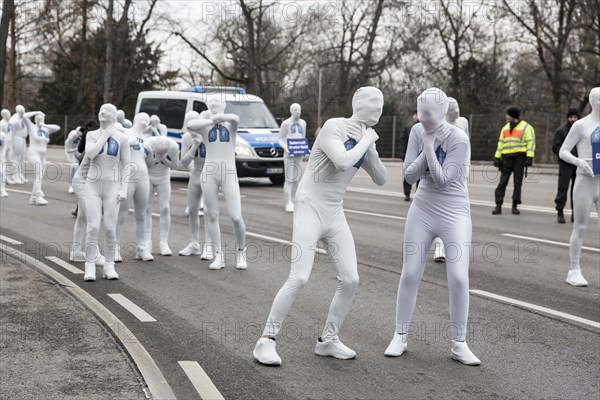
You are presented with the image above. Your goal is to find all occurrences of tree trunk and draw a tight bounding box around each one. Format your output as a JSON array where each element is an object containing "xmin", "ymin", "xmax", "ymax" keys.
[
  {"xmin": 9, "ymin": 2, "xmax": 16, "ymax": 107},
  {"xmin": 0, "ymin": 0, "xmax": 14, "ymax": 106},
  {"xmin": 103, "ymin": 0, "xmax": 114, "ymax": 103},
  {"xmin": 77, "ymin": 0, "xmax": 88, "ymax": 104}
]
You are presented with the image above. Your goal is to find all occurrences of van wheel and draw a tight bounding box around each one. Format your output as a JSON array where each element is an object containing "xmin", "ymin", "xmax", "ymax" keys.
[{"xmin": 269, "ymin": 175, "xmax": 285, "ymax": 185}]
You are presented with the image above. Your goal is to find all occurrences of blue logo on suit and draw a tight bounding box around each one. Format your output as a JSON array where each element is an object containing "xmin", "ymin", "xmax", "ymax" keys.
[
  {"xmin": 344, "ymin": 138, "xmax": 366, "ymax": 169},
  {"xmin": 100, "ymin": 136, "xmax": 119, "ymax": 156},
  {"xmin": 208, "ymin": 124, "xmax": 230, "ymax": 143},
  {"xmin": 291, "ymin": 123, "xmax": 303, "ymax": 134},
  {"xmin": 37, "ymin": 129, "xmax": 49, "ymax": 138}
]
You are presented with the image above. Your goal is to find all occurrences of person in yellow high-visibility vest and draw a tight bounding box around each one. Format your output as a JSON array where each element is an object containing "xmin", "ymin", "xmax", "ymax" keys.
[{"xmin": 492, "ymin": 107, "xmax": 535, "ymax": 215}]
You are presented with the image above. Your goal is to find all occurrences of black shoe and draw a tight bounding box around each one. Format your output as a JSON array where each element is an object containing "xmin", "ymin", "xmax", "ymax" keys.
[
  {"xmin": 557, "ymin": 211, "xmax": 565, "ymax": 224},
  {"xmin": 71, "ymin": 207, "xmax": 78, "ymax": 217},
  {"xmin": 492, "ymin": 205, "xmax": 502, "ymax": 215},
  {"xmin": 404, "ymin": 196, "xmax": 411, "ymax": 202},
  {"xmin": 511, "ymin": 206, "xmax": 520, "ymax": 215},
  {"xmin": 571, "ymin": 213, "xmax": 574, "ymax": 222}
]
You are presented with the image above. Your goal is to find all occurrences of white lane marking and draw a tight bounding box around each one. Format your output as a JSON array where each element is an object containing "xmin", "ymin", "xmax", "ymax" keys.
[
  {"xmin": 470, "ymin": 289, "xmax": 600, "ymax": 329},
  {"xmin": 502, "ymin": 233, "xmax": 600, "ymax": 253},
  {"xmin": 178, "ymin": 361, "xmax": 225, "ymax": 400},
  {"xmin": 345, "ymin": 209, "xmax": 405, "ymax": 221},
  {"xmin": 0, "ymin": 235, "xmax": 23, "ymax": 245},
  {"xmin": 347, "ymin": 187, "xmax": 402, "ymax": 198},
  {"xmin": 0, "ymin": 242, "xmax": 175, "ymax": 399},
  {"xmin": 129, "ymin": 209, "xmax": 160, "ymax": 218},
  {"xmin": 107, "ymin": 293, "xmax": 157, "ymax": 322},
  {"xmin": 45, "ymin": 256, "xmax": 83, "ymax": 274},
  {"xmin": 5, "ymin": 188, "xmax": 31, "ymax": 195},
  {"xmin": 246, "ymin": 232, "xmax": 327, "ymax": 255}
]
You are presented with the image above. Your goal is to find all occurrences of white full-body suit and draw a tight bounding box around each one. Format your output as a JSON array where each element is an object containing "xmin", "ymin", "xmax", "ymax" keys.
[
  {"xmin": 559, "ymin": 87, "xmax": 600, "ymax": 287},
  {"xmin": 117, "ymin": 109, "xmax": 133, "ymax": 129},
  {"xmin": 145, "ymin": 115, "xmax": 168, "ymax": 137},
  {"xmin": 64, "ymin": 127, "xmax": 82, "ymax": 193},
  {"xmin": 278, "ymin": 103, "xmax": 307, "ymax": 212},
  {"xmin": 1, "ymin": 109, "xmax": 11, "ymax": 189},
  {"xmin": 432, "ymin": 98, "xmax": 471, "ymax": 262},
  {"xmin": 0, "ymin": 128, "xmax": 6, "ymax": 197},
  {"xmin": 384, "ymin": 88, "xmax": 480, "ymax": 366},
  {"xmin": 143, "ymin": 136, "xmax": 180, "ymax": 256},
  {"xmin": 179, "ymin": 111, "xmax": 212, "ymax": 258},
  {"xmin": 9, "ymin": 105, "xmax": 41, "ymax": 184},
  {"xmin": 115, "ymin": 113, "xmax": 154, "ymax": 262},
  {"xmin": 253, "ymin": 87, "xmax": 387, "ymax": 366},
  {"xmin": 28, "ymin": 114, "xmax": 60, "ymax": 205},
  {"xmin": 83, "ymin": 103, "xmax": 130, "ymax": 281},
  {"xmin": 188, "ymin": 96, "xmax": 247, "ymax": 270}
]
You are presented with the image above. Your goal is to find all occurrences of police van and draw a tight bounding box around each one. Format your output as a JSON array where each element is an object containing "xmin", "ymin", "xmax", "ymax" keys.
[{"xmin": 134, "ymin": 86, "xmax": 285, "ymax": 184}]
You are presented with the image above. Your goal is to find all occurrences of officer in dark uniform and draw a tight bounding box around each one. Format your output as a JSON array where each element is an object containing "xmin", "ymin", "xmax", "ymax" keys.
[{"xmin": 553, "ymin": 108, "xmax": 580, "ymax": 223}]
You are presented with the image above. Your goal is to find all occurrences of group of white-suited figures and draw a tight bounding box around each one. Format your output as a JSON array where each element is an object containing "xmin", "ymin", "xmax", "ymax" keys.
[{"xmin": 0, "ymin": 87, "xmax": 598, "ymax": 369}]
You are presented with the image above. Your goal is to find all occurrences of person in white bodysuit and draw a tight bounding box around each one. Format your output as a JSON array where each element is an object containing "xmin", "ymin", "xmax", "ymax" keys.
[
  {"xmin": 253, "ymin": 87, "xmax": 387, "ymax": 366},
  {"xmin": 179, "ymin": 111, "xmax": 213, "ymax": 258},
  {"xmin": 115, "ymin": 113, "xmax": 154, "ymax": 262},
  {"xmin": 145, "ymin": 115, "xmax": 168, "ymax": 137},
  {"xmin": 432, "ymin": 98, "xmax": 471, "ymax": 262},
  {"xmin": 0, "ymin": 126, "xmax": 6, "ymax": 197},
  {"xmin": 0, "ymin": 109, "xmax": 12, "ymax": 186},
  {"xmin": 188, "ymin": 96, "xmax": 247, "ymax": 270},
  {"xmin": 83, "ymin": 103, "xmax": 130, "ymax": 281},
  {"xmin": 64, "ymin": 126, "xmax": 82, "ymax": 194},
  {"xmin": 143, "ymin": 135, "xmax": 180, "ymax": 256},
  {"xmin": 116, "ymin": 109, "xmax": 133, "ymax": 129},
  {"xmin": 278, "ymin": 103, "xmax": 307, "ymax": 212},
  {"xmin": 28, "ymin": 114, "xmax": 61, "ymax": 205},
  {"xmin": 9, "ymin": 105, "xmax": 41, "ymax": 184},
  {"xmin": 384, "ymin": 88, "xmax": 480, "ymax": 366},
  {"xmin": 559, "ymin": 87, "xmax": 600, "ymax": 287}
]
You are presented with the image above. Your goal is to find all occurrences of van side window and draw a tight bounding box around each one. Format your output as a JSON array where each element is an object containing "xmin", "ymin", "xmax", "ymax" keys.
[
  {"xmin": 139, "ymin": 98, "xmax": 187, "ymax": 129},
  {"xmin": 193, "ymin": 101, "xmax": 208, "ymax": 114}
]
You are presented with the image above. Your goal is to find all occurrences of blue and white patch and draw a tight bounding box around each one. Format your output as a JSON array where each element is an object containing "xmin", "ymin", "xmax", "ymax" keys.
[
  {"xmin": 290, "ymin": 122, "xmax": 303, "ymax": 135},
  {"xmin": 435, "ymin": 145, "xmax": 446, "ymax": 165},
  {"xmin": 106, "ymin": 136, "xmax": 119, "ymax": 156},
  {"xmin": 133, "ymin": 137, "xmax": 143, "ymax": 151},
  {"xmin": 37, "ymin": 129, "xmax": 49, "ymax": 138},
  {"xmin": 195, "ymin": 142, "xmax": 206, "ymax": 158},
  {"xmin": 344, "ymin": 138, "xmax": 366, "ymax": 169}
]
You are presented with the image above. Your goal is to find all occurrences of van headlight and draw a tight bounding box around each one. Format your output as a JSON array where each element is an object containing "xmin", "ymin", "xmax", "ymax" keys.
[{"xmin": 235, "ymin": 143, "xmax": 254, "ymax": 157}]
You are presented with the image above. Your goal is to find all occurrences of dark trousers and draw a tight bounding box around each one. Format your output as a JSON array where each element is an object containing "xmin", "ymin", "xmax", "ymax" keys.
[
  {"xmin": 495, "ymin": 154, "xmax": 526, "ymax": 206},
  {"xmin": 554, "ymin": 161, "xmax": 576, "ymax": 211},
  {"xmin": 403, "ymin": 179, "xmax": 412, "ymax": 197}
]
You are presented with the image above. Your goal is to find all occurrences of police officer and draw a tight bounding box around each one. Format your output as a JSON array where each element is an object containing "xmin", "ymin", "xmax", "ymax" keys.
[
  {"xmin": 553, "ymin": 108, "xmax": 579, "ymax": 223},
  {"xmin": 492, "ymin": 107, "xmax": 535, "ymax": 215}
]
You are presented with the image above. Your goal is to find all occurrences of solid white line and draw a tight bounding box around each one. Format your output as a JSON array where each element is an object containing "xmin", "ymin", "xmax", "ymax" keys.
[
  {"xmin": 107, "ymin": 293, "xmax": 157, "ymax": 322},
  {"xmin": 0, "ymin": 235, "xmax": 23, "ymax": 245},
  {"xmin": 470, "ymin": 289, "xmax": 600, "ymax": 329},
  {"xmin": 502, "ymin": 233, "xmax": 600, "ymax": 253},
  {"xmin": 45, "ymin": 256, "xmax": 83, "ymax": 274},
  {"xmin": 348, "ymin": 187, "xmax": 402, "ymax": 197},
  {"xmin": 345, "ymin": 209, "xmax": 405, "ymax": 221},
  {"xmin": 246, "ymin": 231, "xmax": 327, "ymax": 254},
  {"xmin": 178, "ymin": 361, "xmax": 225, "ymax": 400},
  {"xmin": 5, "ymin": 188, "xmax": 31, "ymax": 195},
  {"xmin": 0, "ymin": 242, "xmax": 175, "ymax": 399}
]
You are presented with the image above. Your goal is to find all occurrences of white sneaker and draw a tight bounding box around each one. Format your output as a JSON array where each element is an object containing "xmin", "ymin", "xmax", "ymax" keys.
[
  {"xmin": 68, "ymin": 186, "xmax": 74, "ymax": 194},
  {"xmin": 451, "ymin": 341, "xmax": 481, "ymax": 366},
  {"xmin": 434, "ymin": 243, "xmax": 446, "ymax": 263},
  {"xmin": 253, "ymin": 337, "xmax": 282, "ymax": 366},
  {"xmin": 102, "ymin": 262, "xmax": 119, "ymax": 280},
  {"xmin": 135, "ymin": 245, "xmax": 154, "ymax": 261},
  {"xmin": 179, "ymin": 242, "xmax": 202, "ymax": 256},
  {"xmin": 84, "ymin": 263, "xmax": 96, "ymax": 281},
  {"xmin": 0, "ymin": 190, "xmax": 7, "ymax": 197},
  {"xmin": 200, "ymin": 243, "xmax": 214, "ymax": 260},
  {"xmin": 31, "ymin": 196, "xmax": 48, "ymax": 206},
  {"xmin": 95, "ymin": 255, "xmax": 106, "ymax": 267},
  {"xmin": 209, "ymin": 252, "xmax": 225, "ymax": 270},
  {"xmin": 566, "ymin": 269, "xmax": 588, "ymax": 287},
  {"xmin": 6, "ymin": 177, "xmax": 14, "ymax": 185},
  {"xmin": 315, "ymin": 337, "xmax": 356, "ymax": 360},
  {"xmin": 70, "ymin": 250, "xmax": 86, "ymax": 263},
  {"xmin": 285, "ymin": 203, "xmax": 294, "ymax": 213},
  {"xmin": 384, "ymin": 333, "xmax": 408, "ymax": 357},
  {"xmin": 115, "ymin": 247, "xmax": 122, "ymax": 263},
  {"xmin": 236, "ymin": 248, "xmax": 247, "ymax": 270},
  {"xmin": 159, "ymin": 241, "xmax": 172, "ymax": 256}
]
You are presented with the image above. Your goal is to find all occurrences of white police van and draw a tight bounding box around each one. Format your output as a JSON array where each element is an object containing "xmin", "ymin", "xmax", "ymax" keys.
[{"xmin": 135, "ymin": 86, "xmax": 285, "ymax": 184}]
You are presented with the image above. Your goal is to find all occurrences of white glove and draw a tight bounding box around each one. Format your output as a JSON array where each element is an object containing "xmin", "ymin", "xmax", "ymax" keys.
[{"xmin": 363, "ymin": 127, "xmax": 379, "ymax": 143}]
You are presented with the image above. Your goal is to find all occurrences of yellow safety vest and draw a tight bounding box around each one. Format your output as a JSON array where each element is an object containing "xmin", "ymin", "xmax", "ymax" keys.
[{"xmin": 494, "ymin": 120, "xmax": 535, "ymax": 158}]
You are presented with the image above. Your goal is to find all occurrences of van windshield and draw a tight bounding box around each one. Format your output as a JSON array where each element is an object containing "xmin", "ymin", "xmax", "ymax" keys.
[
  {"xmin": 139, "ymin": 98, "xmax": 187, "ymax": 129},
  {"xmin": 225, "ymin": 101, "xmax": 278, "ymax": 129}
]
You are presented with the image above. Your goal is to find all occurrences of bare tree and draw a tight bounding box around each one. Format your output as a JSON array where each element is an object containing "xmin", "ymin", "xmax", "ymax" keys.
[{"xmin": 0, "ymin": 0, "xmax": 15, "ymax": 105}]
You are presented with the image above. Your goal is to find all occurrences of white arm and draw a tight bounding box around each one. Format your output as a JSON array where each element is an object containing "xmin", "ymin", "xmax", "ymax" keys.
[
  {"xmin": 180, "ymin": 133, "xmax": 200, "ymax": 168},
  {"xmin": 277, "ymin": 120, "xmax": 290, "ymax": 153},
  {"xmin": 423, "ymin": 139, "xmax": 469, "ymax": 190},
  {"xmin": 403, "ymin": 126, "xmax": 428, "ymax": 184},
  {"xmin": 85, "ymin": 130, "xmax": 109, "ymax": 159},
  {"xmin": 319, "ymin": 120, "xmax": 375, "ymax": 171},
  {"xmin": 361, "ymin": 143, "xmax": 387, "ymax": 186}
]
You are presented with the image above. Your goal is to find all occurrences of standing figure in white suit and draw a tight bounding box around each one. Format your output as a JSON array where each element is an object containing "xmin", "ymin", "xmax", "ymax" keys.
[
  {"xmin": 145, "ymin": 115, "xmax": 168, "ymax": 137},
  {"xmin": 179, "ymin": 111, "xmax": 213, "ymax": 258},
  {"xmin": 144, "ymin": 135, "xmax": 180, "ymax": 256},
  {"xmin": 432, "ymin": 97, "xmax": 471, "ymax": 262},
  {"xmin": 0, "ymin": 125, "xmax": 7, "ymax": 197},
  {"xmin": 188, "ymin": 96, "xmax": 247, "ymax": 270},
  {"xmin": 278, "ymin": 103, "xmax": 307, "ymax": 212},
  {"xmin": 83, "ymin": 103, "xmax": 131, "ymax": 281},
  {"xmin": 9, "ymin": 105, "xmax": 41, "ymax": 184},
  {"xmin": 115, "ymin": 113, "xmax": 154, "ymax": 262},
  {"xmin": 0, "ymin": 109, "xmax": 12, "ymax": 186},
  {"xmin": 116, "ymin": 109, "xmax": 133, "ymax": 129},
  {"xmin": 29, "ymin": 114, "xmax": 61, "ymax": 205},
  {"xmin": 384, "ymin": 88, "xmax": 480, "ymax": 366},
  {"xmin": 559, "ymin": 87, "xmax": 600, "ymax": 287},
  {"xmin": 253, "ymin": 87, "xmax": 387, "ymax": 366},
  {"xmin": 65, "ymin": 126, "xmax": 83, "ymax": 193}
]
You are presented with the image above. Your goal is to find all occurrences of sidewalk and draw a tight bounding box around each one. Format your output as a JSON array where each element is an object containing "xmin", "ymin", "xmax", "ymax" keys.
[{"xmin": 0, "ymin": 253, "xmax": 148, "ymax": 400}]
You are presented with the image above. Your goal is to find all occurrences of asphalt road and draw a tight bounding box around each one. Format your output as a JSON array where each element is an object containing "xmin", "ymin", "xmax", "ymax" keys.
[{"xmin": 1, "ymin": 149, "xmax": 598, "ymax": 400}]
